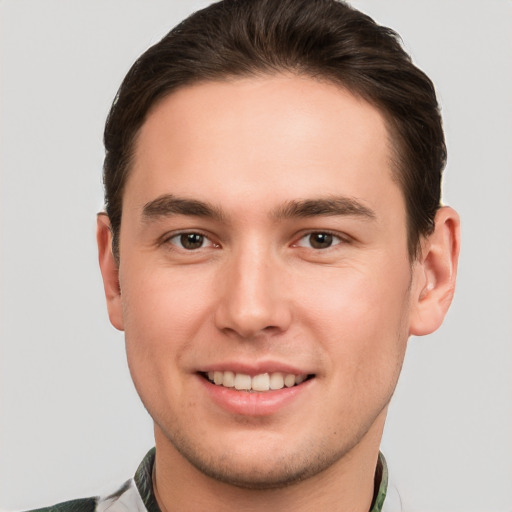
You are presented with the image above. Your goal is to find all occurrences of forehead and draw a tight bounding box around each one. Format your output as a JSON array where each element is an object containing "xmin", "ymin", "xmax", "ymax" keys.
[{"xmin": 128, "ymin": 74, "xmax": 400, "ymax": 217}]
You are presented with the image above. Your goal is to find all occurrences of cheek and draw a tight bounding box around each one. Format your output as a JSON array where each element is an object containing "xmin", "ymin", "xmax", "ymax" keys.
[
  {"xmin": 119, "ymin": 263, "xmax": 217, "ymax": 397},
  {"xmin": 296, "ymin": 263, "xmax": 411, "ymax": 369},
  {"xmin": 120, "ymin": 268, "xmax": 213, "ymax": 421},
  {"xmin": 121, "ymin": 263, "xmax": 214, "ymax": 340}
]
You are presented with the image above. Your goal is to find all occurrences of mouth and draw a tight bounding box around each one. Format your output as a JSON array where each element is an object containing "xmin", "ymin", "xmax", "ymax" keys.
[{"xmin": 201, "ymin": 371, "xmax": 314, "ymax": 392}]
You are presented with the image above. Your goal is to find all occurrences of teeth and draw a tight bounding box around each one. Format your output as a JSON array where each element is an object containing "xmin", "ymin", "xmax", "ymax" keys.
[
  {"xmin": 252, "ymin": 373, "xmax": 270, "ymax": 391},
  {"xmin": 206, "ymin": 371, "xmax": 308, "ymax": 392},
  {"xmin": 223, "ymin": 370, "xmax": 235, "ymax": 387},
  {"xmin": 234, "ymin": 373, "xmax": 251, "ymax": 390},
  {"xmin": 295, "ymin": 374, "xmax": 306, "ymax": 384},
  {"xmin": 269, "ymin": 372, "xmax": 284, "ymax": 390},
  {"xmin": 284, "ymin": 374, "xmax": 296, "ymax": 388}
]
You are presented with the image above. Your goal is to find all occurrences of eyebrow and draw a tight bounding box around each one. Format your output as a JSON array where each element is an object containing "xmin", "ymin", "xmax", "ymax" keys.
[
  {"xmin": 272, "ymin": 196, "xmax": 376, "ymax": 220},
  {"xmin": 142, "ymin": 194, "xmax": 225, "ymax": 222},
  {"xmin": 141, "ymin": 194, "xmax": 376, "ymax": 223}
]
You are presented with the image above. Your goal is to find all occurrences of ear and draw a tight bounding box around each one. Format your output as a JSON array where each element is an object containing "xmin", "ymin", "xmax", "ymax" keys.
[
  {"xmin": 97, "ymin": 213, "xmax": 124, "ymax": 331},
  {"xmin": 409, "ymin": 206, "xmax": 460, "ymax": 336}
]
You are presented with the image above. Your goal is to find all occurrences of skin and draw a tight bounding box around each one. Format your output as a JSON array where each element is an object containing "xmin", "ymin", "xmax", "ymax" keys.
[{"xmin": 98, "ymin": 74, "xmax": 460, "ymax": 512}]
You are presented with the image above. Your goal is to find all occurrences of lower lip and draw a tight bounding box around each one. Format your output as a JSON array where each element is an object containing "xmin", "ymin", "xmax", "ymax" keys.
[{"xmin": 198, "ymin": 375, "xmax": 313, "ymax": 416}]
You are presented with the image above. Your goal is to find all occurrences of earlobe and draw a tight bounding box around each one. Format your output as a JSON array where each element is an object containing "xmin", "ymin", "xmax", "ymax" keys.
[
  {"xmin": 97, "ymin": 213, "xmax": 124, "ymax": 331},
  {"xmin": 409, "ymin": 206, "xmax": 460, "ymax": 336}
]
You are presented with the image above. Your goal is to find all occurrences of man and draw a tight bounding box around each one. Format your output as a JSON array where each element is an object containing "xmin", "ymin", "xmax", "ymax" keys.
[{"xmin": 34, "ymin": 0, "xmax": 460, "ymax": 510}]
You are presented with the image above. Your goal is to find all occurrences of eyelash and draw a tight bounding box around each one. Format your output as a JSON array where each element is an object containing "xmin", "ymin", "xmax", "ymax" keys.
[
  {"xmin": 162, "ymin": 230, "xmax": 348, "ymax": 252},
  {"xmin": 164, "ymin": 231, "xmax": 218, "ymax": 251},
  {"xmin": 293, "ymin": 230, "xmax": 347, "ymax": 250}
]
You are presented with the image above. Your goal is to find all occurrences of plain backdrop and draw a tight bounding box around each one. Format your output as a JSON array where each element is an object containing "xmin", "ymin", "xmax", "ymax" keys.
[{"xmin": 1, "ymin": 1, "xmax": 511, "ymax": 511}]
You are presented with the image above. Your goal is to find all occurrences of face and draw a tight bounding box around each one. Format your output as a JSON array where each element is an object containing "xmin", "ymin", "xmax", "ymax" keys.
[{"xmin": 108, "ymin": 75, "xmax": 424, "ymax": 488}]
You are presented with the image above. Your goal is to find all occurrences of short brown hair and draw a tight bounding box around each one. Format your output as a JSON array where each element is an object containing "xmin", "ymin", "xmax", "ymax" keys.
[{"xmin": 104, "ymin": 0, "xmax": 445, "ymax": 260}]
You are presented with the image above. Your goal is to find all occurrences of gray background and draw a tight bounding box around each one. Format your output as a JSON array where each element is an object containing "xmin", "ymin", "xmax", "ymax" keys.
[{"xmin": 1, "ymin": 1, "xmax": 511, "ymax": 511}]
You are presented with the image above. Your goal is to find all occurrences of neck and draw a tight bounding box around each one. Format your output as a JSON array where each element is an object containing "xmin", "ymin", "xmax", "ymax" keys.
[{"xmin": 153, "ymin": 416, "xmax": 385, "ymax": 512}]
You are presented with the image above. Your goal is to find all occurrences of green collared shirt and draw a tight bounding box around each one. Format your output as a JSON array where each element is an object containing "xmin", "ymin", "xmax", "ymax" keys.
[{"xmin": 28, "ymin": 448, "xmax": 396, "ymax": 512}]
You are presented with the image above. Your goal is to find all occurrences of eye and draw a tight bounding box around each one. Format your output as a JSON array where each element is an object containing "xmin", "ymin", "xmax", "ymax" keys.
[
  {"xmin": 296, "ymin": 232, "xmax": 342, "ymax": 249},
  {"xmin": 167, "ymin": 232, "xmax": 215, "ymax": 250}
]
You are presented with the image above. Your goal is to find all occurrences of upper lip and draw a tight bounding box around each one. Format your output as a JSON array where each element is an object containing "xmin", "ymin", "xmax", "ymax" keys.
[{"xmin": 197, "ymin": 360, "xmax": 313, "ymax": 376}]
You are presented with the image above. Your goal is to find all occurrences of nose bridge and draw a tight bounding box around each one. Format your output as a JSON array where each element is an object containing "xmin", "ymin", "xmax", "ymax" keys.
[{"xmin": 215, "ymin": 239, "xmax": 291, "ymax": 338}]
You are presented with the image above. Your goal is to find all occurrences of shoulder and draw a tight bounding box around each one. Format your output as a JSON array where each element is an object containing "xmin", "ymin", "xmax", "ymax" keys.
[
  {"xmin": 23, "ymin": 478, "xmax": 144, "ymax": 512},
  {"xmin": 25, "ymin": 497, "xmax": 97, "ymax": 512},
  {"xmin": 21, "ymin": 448, "xmax": 155, "ymax": 512}
]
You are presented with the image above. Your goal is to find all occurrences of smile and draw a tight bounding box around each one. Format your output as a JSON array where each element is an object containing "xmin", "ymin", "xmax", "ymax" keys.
[{"xmin": 205, "ymin": 371, "xmax": 311, "ymax": 392}]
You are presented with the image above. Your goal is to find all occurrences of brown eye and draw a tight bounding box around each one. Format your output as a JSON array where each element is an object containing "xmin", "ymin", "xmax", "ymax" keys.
[
  {"xmin": 309, "ymin": 233, "xmax": 334, "ymax": 249},
  {"xmin": 295, "ymin": 232, "xmax": 342, "ymax": 250},
  {"xmin": 179, "ymin": 233, "xmax": 205, "ymax": 250},
  {"xmin": 167, "ymin": 232, "xmax": 210, "ymax": 250}
]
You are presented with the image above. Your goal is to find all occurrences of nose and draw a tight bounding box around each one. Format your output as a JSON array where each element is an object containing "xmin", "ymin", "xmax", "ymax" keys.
[{"xmin": 214, "ymin": 245, "xmax": 292, "ymax": 339}]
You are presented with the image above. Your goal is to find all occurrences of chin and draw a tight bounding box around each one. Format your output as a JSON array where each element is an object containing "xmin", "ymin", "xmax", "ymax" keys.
[
  {"xmin": 159, "ymin": 421, "xmax": 364, "ymax": 490},
  {"xmin": 175, "ymin": 445, "xmax": 338, "ymax": 490}
]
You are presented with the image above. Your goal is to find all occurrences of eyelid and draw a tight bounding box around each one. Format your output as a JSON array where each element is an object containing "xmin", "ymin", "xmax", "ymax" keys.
[
  {"xmin": 159, "ymin": 230, "xmax": 220, "ymax": 250},
  {"xmin": 292, "ymin": 229, "xmax": 349, "ymax": 249}
]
